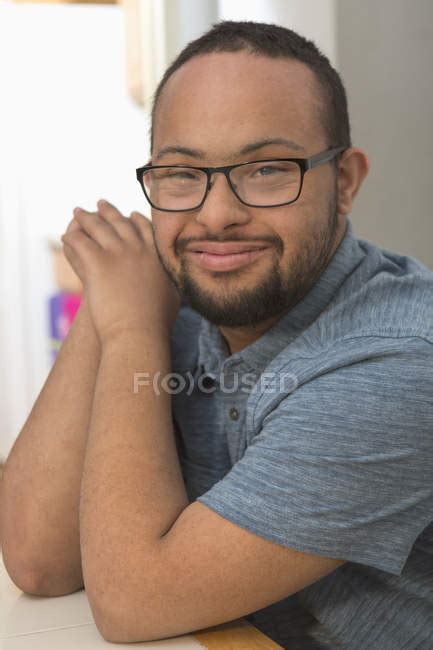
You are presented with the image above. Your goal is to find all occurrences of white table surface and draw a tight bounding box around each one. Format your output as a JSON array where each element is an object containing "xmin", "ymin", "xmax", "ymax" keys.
[{"xmin": 0, "ymin": 553, "xmax": 205, "ymax": 648}]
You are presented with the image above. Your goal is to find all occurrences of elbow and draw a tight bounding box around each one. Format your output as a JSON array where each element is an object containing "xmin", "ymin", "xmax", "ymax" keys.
[
  {"xmin": 3, "ymin": 551, "xmax": 84, "ymax": 597},
  {"xmin": 96, "ymin": 623, "xmax": 156, "ymax": 645},
  {"xmin": 1, "ymin": 544, "xmax": 42, "ymax": 594},
  {"xmin": 3, "ymin": 559, "xmax": 48, "ymax": 596},
  {"xmin": 93, "ymin": 608, "xmax": 175, "ymax": 644},
  {"xmin": 91, "ymin": 608, "xmax": 133, "ymax": 644},
  {"xmin": 0, "ymin": 524, "xmax": 51, "ymax": 596},
  {"xmin": 89, "ymin": 598, "xmax": 138, "ymax": 644},
  {"xmin": 89, "ymin": 589, "xmax": 157, "ymax": 644},
  {"xmin": 84, "ymin": 555, "xmax": 166, "ymax": 643},
  {"xmin": 97, "ymin": 627, "xmax": 135, "ymax": 645}
]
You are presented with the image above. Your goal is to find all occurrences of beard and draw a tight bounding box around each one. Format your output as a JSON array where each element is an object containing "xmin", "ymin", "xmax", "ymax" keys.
[{"xmin": 152, "ymin": 190, "xmax": 340, "ymax": 328}]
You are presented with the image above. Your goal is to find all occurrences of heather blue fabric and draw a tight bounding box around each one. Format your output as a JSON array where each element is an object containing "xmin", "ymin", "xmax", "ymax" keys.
[{"xmin": 169, "ymin": 217, "xmax": 433, "ymax": 650}]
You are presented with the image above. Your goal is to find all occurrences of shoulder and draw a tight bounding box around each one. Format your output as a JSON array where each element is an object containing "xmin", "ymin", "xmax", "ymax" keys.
[
  {"xmin": 256, "ymin": 235, "xmax": 433, "ymax": 390},
  {"xmin": 258, "ymin": 237, "xmax": 433, "ymax": 397},
  {"xmin": 250, "ymin": 334, "xmax": 433, "ymax": 432},
  {"xmin": 318, "ymin": 237, "xmax": 433, "ymax": 344}
]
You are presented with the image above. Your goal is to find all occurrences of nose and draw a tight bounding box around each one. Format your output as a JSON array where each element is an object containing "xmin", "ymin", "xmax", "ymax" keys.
[{"xmin": 193, "ymin": 170, "xmax": 252, "ymax": 232}]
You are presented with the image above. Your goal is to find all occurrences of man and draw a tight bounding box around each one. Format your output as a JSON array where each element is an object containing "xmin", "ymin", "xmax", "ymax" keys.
[{"xmin": 1, "ymin": 20, "xmax": 432, "ymax": 650}]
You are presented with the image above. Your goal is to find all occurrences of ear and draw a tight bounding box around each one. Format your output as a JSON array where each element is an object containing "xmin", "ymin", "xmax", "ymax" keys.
[{"xmin": 336, "ymin": 147, "xmax": 370, "ymax": 215}]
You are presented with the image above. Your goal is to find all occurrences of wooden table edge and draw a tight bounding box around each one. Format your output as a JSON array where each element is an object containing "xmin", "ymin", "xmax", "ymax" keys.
[{"xmin": 193, "ymin": 617, "xmax": 284, "ymax": 649}]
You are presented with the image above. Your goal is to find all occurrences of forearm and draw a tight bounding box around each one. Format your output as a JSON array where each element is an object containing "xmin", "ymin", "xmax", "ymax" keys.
[
  {"xmin": 0, "ymin": 296, "xmax": 100, "ymax": 594},
  {"xmin": 79, "ymin": 330, "xmax": 188, "ymax": 618}
]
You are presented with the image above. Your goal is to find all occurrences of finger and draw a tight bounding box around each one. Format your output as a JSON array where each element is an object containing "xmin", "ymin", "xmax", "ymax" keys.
[
  {"xmin": 96, "ymin": 199, "xmax": 142, "ymax": 246},
  {"xmin": 73, "ymin": 207, "xmax": 120, "ymax": 250},
  {"xmin": 64, "ymin": 215, "xmax": 86, "ymax": 235},
  {"xmin": 64, "ymin": 205, "xmax": 119, "ymax": 239},
  {"xmin": 62, "ymin": 240, "xmax": 86, "ymax": 284},
  {"xmin": 129, "ymin": 211, "xmax": 153, "ymax": 243},
  {"xmin": 61, "ymin": 229, "xmax": 100, "ymax": 268}
]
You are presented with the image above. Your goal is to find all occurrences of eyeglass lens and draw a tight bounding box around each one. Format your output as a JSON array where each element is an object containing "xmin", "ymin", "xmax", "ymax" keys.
[{"xmin": 141, "ymin": 160, "xmax": 302, "ymax": 210}]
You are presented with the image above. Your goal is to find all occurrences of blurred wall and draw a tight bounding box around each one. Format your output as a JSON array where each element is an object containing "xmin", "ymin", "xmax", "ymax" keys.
[
  {"xmin": 337, "ymin": 0, "xmax": 433, "ymax": 268},
  {"xmin": 0, "ymin": 0, "xmax": 339, "ymax": 457},
  {"xmin": 0, "ymin": 3, "xmax": 147, "ymax": 456},
  {"xmin": 218, "ymin": 0, "xmax": 337, "ymax": 66},
  {"xmin": 1, "ymin": 0, "xmax": 431, "ymax": 457}
]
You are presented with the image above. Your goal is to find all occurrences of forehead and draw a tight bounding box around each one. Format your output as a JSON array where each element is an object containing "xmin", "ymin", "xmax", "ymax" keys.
[{"xmin": 153, "ymin": 51, "xmax": 325, "ymax": 161}]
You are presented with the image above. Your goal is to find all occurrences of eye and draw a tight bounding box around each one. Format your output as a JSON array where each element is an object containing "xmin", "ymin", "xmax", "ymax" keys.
[
  {"xmin": 167, "ymin": 170, "xmax": 200, "ymax": 180},
  {"xmin": 256, "ymin": 166, "xmax": 282, "ymax": 176},
  {"xmin": 154, "ymin": 168, "xmax": 203, "ymax": 182}
]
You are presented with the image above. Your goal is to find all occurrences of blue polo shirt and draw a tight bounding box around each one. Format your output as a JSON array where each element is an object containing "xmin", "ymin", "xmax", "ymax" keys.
[{"xmin": 169, "ymin": 217, "xmax": 433, "ymax": 649}]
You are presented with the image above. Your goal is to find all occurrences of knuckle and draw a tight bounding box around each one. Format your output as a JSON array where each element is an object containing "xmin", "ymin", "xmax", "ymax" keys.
[
  {"xmin": 106, "ymin": 237, "xmax": 123, "ymax": 254},
  {"xmin": 132, "ymin": 212, "xmax": 151, "ymax": 235},
  {"xmin": 118, "ymin": 215, "xmax": 134, "ymax": 232},
  {"xmin": 64, "ymin": 228, "xmax": 80, "ymax": 240},
  {"xmin": 66, "ymin": 223, "xmax": 80, "ymax": 235},
  {"xmin": 98, "ymin": 203, "xmax": 123, "ymax": 220}
]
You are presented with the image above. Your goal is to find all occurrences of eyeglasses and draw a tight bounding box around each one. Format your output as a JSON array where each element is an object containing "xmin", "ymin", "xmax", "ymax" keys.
[{"xmin": 135, "ymin": 146, "xmax": 346, "ymax": 212}]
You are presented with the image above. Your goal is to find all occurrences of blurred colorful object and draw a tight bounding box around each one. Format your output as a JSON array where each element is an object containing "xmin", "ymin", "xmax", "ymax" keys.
[{"xmin": 48, "ymin": 292, "xmax": 81, "ymax": 362}]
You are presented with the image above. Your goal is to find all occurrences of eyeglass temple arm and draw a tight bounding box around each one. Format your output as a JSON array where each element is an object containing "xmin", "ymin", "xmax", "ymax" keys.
[{"xmin": 306, "ymin": 146, "xmax": 346, "ymax": 170}]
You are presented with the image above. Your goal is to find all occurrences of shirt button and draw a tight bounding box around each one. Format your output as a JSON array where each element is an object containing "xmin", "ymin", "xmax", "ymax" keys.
[
  {"xmin": 229, "ymin": 407, "xmax": 239, "ymax": 421},
  {"xmin": 201, "ymin": 374, "xmax": 216, "ymax": 389}
]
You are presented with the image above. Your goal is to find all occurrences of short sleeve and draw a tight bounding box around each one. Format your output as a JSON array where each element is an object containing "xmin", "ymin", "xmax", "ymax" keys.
[{"xmin": 196, "ymin": 337, "xmax": 433, "ymax": 575}]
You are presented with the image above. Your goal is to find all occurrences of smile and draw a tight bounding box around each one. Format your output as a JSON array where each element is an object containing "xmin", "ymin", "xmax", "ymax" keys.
[{"xmin": 184, "ymin": 247, "xmax": 270, "ymax": 271}]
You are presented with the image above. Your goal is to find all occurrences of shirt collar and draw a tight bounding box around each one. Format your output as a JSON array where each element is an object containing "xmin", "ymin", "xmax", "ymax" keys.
[{"xmin": 196, "ymin": 217, "xmax": 365, "ymax": 377}]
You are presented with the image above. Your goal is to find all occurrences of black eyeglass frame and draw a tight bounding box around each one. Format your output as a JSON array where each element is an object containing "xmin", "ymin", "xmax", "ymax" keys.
[{"xmin": 135, "ymin": 146, "xmax": 346, "ymax": 212}]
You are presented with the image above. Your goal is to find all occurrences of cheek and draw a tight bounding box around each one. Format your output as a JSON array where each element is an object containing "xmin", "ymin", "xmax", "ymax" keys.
[
  {"xmin": 264, "ymin": 206, "xmax": 312, "ymax": 250},
  {"xmin": 151, "ymin": 215, "xmax": 184, "ymax": 258},
  {"xmin": 302, "ymin": 166, "xmax": 336, "ymax": 209}
]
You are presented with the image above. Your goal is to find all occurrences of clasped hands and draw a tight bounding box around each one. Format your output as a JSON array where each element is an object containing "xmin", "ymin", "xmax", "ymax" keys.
[{"xmin": 61, "ymin": 199, "xmax": 181, "ymax": 347}]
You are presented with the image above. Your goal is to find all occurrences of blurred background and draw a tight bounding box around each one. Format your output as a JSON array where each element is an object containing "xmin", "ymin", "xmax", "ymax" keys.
[{"xmin": 0, "ymin": 0, "xmax": 432, "ymax": 459}]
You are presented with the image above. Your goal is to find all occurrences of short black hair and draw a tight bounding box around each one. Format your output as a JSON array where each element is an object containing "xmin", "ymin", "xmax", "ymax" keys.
[{"xmin": 150, "ymin": 20, "xmax": 352, "ymax": 155}]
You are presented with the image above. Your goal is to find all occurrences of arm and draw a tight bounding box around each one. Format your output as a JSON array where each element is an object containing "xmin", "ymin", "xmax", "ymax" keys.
[
  {"xmin": 81, "ymin": 333, "xmax": 433, "ymax": 644},
  {"xmin": 79, "ymin": 329, "xmax": 344, "ymax": 643},
  {"xmin": 0, "ymin": 294, "xmax": 100, "ymax": 596}
]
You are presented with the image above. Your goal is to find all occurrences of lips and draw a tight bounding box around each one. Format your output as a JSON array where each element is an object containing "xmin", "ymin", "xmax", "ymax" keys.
[
  {"xmin": 185, "ymin": 242, "xmax": 269, "ymax": 255},
  {"xmin": 185, "ymin": 246, "xmax": 271, "ymax": 271}
]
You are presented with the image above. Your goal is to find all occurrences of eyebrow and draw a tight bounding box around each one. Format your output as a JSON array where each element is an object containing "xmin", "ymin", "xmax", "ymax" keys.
[{"xmin": 153, "ymin": 137, "xmax": 305, "ymax": 163}]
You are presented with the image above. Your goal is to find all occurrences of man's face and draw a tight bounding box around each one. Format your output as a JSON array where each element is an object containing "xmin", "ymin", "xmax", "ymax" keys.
[{"xmin": 150, "ymin": 51, "xmax": 342, "ymax": 328}]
